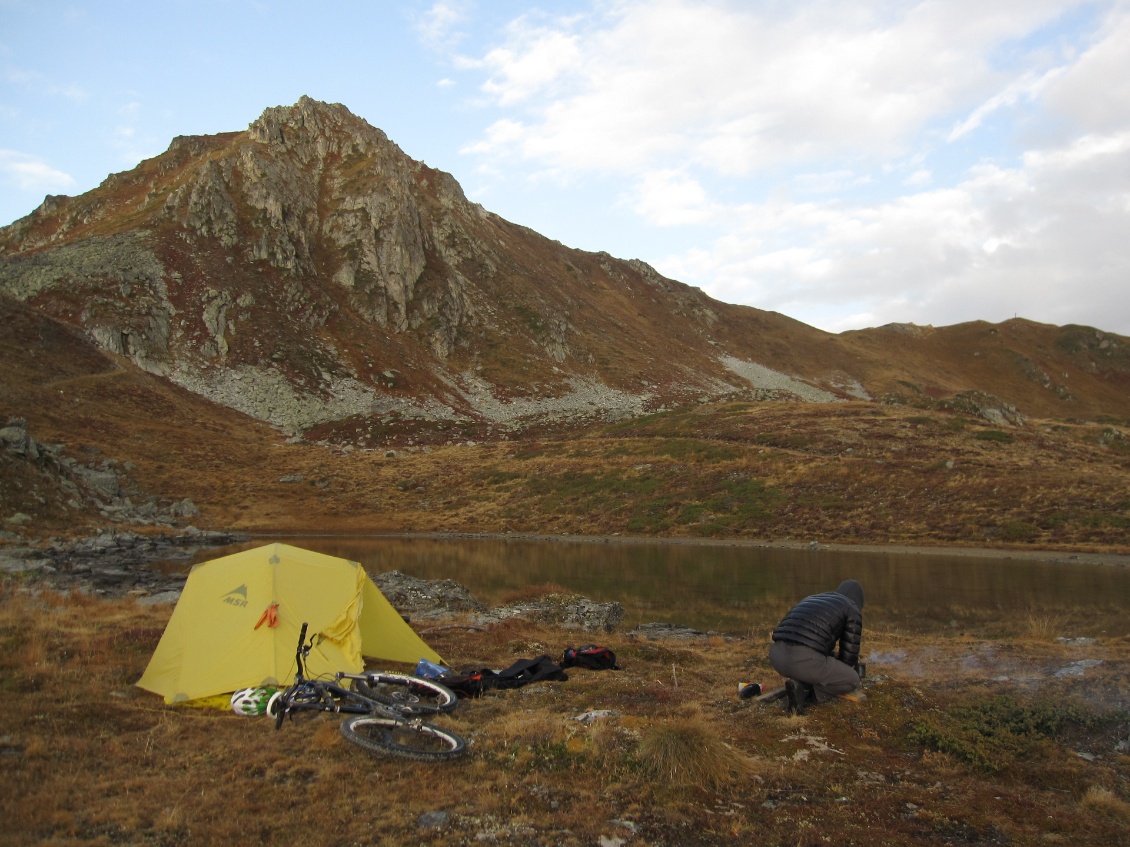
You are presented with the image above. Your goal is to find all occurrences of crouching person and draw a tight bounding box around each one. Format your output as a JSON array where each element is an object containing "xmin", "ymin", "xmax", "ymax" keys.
[{"xmin": 769, "ymin": 579, "xmax": 865, "ymax": 714}]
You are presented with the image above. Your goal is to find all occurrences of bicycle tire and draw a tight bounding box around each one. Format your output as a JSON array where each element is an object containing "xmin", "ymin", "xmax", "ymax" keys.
[
  {"xmin": 339, "ymin": 714, "xmax": 467, "ymax": 761},
  {"xmin": 268, "ymin": 690, "xmax": 287, "ymax": 728},
  {"xmin": 270, "ymin": 684, "xmax": 320, "ymax": 728},
  {"xmin": 354, "ymin": 672, "xmax": 458, "ymax": 715}
]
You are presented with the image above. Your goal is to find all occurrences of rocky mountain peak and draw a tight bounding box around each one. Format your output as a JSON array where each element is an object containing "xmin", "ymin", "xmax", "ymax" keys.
[
  {"xmin": 248, "ymin": 96, "xmax": 387, "ymax": 155},
  {"xmin": 2, "ymin": 99, "xmax": 1128, "ymax": 445}
]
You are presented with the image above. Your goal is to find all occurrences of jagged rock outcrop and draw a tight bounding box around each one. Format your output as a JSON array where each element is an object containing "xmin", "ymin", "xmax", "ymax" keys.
[
  {"xmin": 0, "ymin": 527, "xmax": 247, "ymax": 597},
  {"xmin": 0, "ymin": 417, "xmax": 205, "ymax": 537},
  {"xmin": 0, "ymin": 97, "xmax": 824, "ymax": 438},
  {"xmin": 2, "ymin": 97, "xmax": 1129, "ymax": 444},
  {"xmin": 371, "ymin": 570, "xmax": 486, "ymax": 620}
]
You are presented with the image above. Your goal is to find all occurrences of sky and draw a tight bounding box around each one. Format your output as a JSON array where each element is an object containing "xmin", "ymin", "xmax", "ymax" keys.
[{"xmin": 2, "ymin": 1, "xmax": 1129, "ymax": 337}]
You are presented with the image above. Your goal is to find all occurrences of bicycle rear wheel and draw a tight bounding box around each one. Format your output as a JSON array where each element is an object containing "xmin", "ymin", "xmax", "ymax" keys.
[
  {"xmin": 340, "ymin": 714, "xmax": 466, "ymax": 761},
  {"xmin": 354, "ymin": 672, "xmax": 458, "ymax": 715}
]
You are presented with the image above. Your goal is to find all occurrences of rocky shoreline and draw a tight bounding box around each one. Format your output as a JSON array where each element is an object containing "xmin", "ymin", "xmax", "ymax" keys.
[
  {"xmin": 5, "ymin": 525, "xmax": 1128, "ymax": 602},
  {"xmin": 0, "ymin": 529, "xmax": 634, "ymax": 633},
  {"xmin": 4, "ymin": 526, "xmax": 1126, "ymax": 641},
  {"xmin": 0, "ymin": 527, "xmax": 247, "ymax": 602}
]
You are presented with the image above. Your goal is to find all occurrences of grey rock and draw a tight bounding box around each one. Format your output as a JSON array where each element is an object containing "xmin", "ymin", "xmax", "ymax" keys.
[
  {"xmin": 417, "ymin": 811, "xmax": 449, "ymax": 830},
  {"xmin": 166, "ymin": 498, "xmax": 200, "ymax": 518},
  {"xmin": 136, "ymin": 590, "xmax": 183, "ymax": 606},
  {"xmin": 626, "ymin": 622, "xmax": 719, "ymax": 641},
  {"xmin": 73, "ymin": 467, "xmax": 121, "ymax": 498},
  {"xmin": 32, "ymin": 528, "xmax": 247, "ymax": 598},
  {"xmin": 372, "ymin": 570, "xmax": 486, "ymax": 619},
  {"xmin": 574, "ymin": 709, "xmax": 620, "ymax": 724},
  {"xmin": 0, "ymin": 550, "xmax": 51, "ymax": 573},
  {"xmin": 480, "ymin": 594, "xmax": 624, "ymax": 632},
  {"xmin": 1053, "ymin": 659, "xmax": 1104, "ymax": 677}
]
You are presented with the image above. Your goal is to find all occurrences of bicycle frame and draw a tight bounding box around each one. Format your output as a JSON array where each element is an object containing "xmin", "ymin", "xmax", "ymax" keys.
[
  {"xmin": 269, "ymin": 621, "xmax": 467, "ymax": 760},
  {"xmin": 272, "ymin": 622, "xmax": 378, "ymax": 727}
]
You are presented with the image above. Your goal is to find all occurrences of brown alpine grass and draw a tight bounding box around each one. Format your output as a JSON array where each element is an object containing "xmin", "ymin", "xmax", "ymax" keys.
[
  {"xmin": 5, "ymin": 381, "xmax": 1129, "ymax": 557},
  {"xmin": 3, "ymin": 580, "xmax": 1128, "ymax": 846},
  {"xmin": 1080, "ymin": 785, "xmax": 1130, "ymax": 822}
]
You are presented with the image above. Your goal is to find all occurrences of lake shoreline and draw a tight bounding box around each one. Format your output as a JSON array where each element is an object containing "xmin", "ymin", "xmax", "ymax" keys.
[
  {"xmin": 3, "ymin": 527, "xmax": 1125, "ymax": 602},
  {"xmin": 251, "ymin": 529, "xmax": 1130, "ymax": 568}
]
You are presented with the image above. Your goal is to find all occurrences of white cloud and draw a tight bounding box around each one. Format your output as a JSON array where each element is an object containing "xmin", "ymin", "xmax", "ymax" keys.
[
  {"xmin": 461, "ymin": 118, "xmax": 527, "ymax": 155},
  {"xmin": 903, "ymin": 169, "xmax": 932, "ymax": 188},
  {"xmin": 1041, "ymin": 4, "xmax": 1130, "ymax": 135},
  {"xmin": 103, "ymin": 99, "xmax": 163, "ymax": 170},
  {"xmin": 4, "ymin": 67, "xmax": 86, "ymax": 101},
  {"xmin": 452, "ymin": 0, "xmax": 1130, "ymax": 334},
  {"xmin": 0, "ymin": 150, "xmax": 76, "ymax": 193},
  {"xmin": 415, "ymin": 0, "xmax": 472, "ymax": 49},
  {"xmin": 476, "ymin": 19, "xmax": 582, "ymax": 107},
  {"xmin": 793, "ymin": 170, "xmax": 872, "ymax": 196},
  {"xmin": 661, "ymin": 125, "xmax": 1130, "ymax": 333},
  {"xmin": 632, "ymin": 169, "xmax": 713, "ymax": 225},
  {"xmin": 463, "ymin": 0, "xmax": 1086, "ymax": 174},
  {"xmin": 946, "ymin": 67, "xmax": 1066, "ymax": 142}
]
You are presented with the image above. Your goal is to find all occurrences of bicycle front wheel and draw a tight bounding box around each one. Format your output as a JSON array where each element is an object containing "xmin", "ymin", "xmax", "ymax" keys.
[
  {"xmin": 269, "ymin": 683, "xmax": 324, "ymax": 729},
  {"xmin": 354, "ymin": 672, "xmax": 458, "ymax": 715},
  {"xmin": 340, "ymin": 714, "xmax": 467, "ymax": 761}
]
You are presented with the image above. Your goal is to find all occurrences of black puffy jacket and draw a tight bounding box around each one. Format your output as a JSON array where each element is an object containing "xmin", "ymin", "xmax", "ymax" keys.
[{"xmin": 772, "ymin": 582, "xmax": 863, "ymax": 666}]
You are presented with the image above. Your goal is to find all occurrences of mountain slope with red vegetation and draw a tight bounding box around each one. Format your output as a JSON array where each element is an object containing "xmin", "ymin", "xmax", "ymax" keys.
[{"xmin": 1, "ymin": 99, "xmax": 1128, "ymax": 548}]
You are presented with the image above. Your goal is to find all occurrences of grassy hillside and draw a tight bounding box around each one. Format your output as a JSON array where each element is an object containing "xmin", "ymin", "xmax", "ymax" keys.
[
  {"xmin": 109, "ymin": 400, "xmax": 1130, "ymax": 554},
  {"xmin": 3, "ymin": 289, "xmax": 1129, "ymax": 554}
]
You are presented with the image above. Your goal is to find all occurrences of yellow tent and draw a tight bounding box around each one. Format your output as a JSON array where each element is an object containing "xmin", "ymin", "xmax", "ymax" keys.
[{"xmin": 136, "ymin": 543, "xmax": 443, "ymax": 703}]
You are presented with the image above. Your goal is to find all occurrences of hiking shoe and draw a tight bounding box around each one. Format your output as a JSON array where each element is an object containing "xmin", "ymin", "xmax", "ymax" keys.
[
  {"xmin": 785, "ymin": 679, "xmax": 810, "ymax": 715},
  {"xmin": 786, "ymin": 679, "xmax": 815, "ymax": 714},
  {"xmin": 738, "ymin": 682, "xmax": 763, "ymax": 700},
  {"xmin": 798, "ymin": 682, "xmax": 815, "ymax": 713}
]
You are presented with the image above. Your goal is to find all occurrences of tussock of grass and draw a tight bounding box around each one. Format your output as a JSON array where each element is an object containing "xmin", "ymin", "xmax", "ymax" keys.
[
  {"xmin": 1021, "ymin": 611, "xmax": 1066, "ymax": 641},
  {"xmin": 1080, "ymin": 786, "xmax": 1130, "ymax": 821},
  {"xmin": 974, "ymin": 430, "xmax": 1015, "ymax": 443},
  {"xmin": 636, "ymin": 711, "xmax": 754, "ymax": 789},
  {"xmin": 492, "ymin": 711, "xmax": 568, "ymax": 749}
]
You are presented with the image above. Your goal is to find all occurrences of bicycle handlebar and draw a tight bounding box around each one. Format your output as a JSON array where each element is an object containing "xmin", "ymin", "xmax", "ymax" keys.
[{"xmin": 295, "ymin": 622, "xmax": 310, "ymax": 679}]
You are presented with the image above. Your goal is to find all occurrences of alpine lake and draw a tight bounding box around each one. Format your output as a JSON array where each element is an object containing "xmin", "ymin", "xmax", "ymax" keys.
[{"xmin": 170, "ymin": 535, "xmax": 1130, "ymax": 641}]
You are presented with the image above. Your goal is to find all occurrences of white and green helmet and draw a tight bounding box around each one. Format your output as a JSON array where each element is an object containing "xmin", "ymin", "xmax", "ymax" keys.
[{"xmin": 230, "ymin": 687, "xmax": 274, "ymax": 716}]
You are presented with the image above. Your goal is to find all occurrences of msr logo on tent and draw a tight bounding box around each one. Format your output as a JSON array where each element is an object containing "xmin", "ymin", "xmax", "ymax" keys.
[{"xmin": 222, "ymin": 584, "xmax": 249, "ymax": 608}]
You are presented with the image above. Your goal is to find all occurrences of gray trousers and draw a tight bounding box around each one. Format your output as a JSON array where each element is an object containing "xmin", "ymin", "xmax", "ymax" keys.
[{"xmin": 769, "ymin": 640, "xmax": 861, "ymax": 703}]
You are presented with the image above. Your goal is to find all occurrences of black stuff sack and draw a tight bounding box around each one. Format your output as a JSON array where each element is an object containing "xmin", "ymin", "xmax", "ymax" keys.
[
  {"xmin": 492, "ymin": 655, "xmax": 569, "ymax": 689},
  {"xmin": 560, "ymin": 644, "xmax": 619, "ymax": 670},
  {"xmin": 438, "ymin": 668, "xmax": 497, "ymax": 699},
  {"xmin": 439, "ymin": 656, "xmax": 569, "ymax": 698}
]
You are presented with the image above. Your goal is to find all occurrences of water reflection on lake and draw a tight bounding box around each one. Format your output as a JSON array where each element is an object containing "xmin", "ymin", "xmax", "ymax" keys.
[{"xmin": 181, "ymin": 536, "xmax": 1130, "ymax": 637}]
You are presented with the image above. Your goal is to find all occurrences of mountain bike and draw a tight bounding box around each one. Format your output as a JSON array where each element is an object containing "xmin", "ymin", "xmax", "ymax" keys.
[{"xmin": 267, "ymin": 622, "xmax": 466, "ymax": 761}]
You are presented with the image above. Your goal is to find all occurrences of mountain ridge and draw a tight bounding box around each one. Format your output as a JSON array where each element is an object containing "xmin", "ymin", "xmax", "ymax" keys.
[
  {"xmin": 2, "ymin": 96, "xmax": 1129, "ymax": 444},
  {"xmin": 1, "ymin": 100, "xmax": 1128, "ymax": 550}
]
